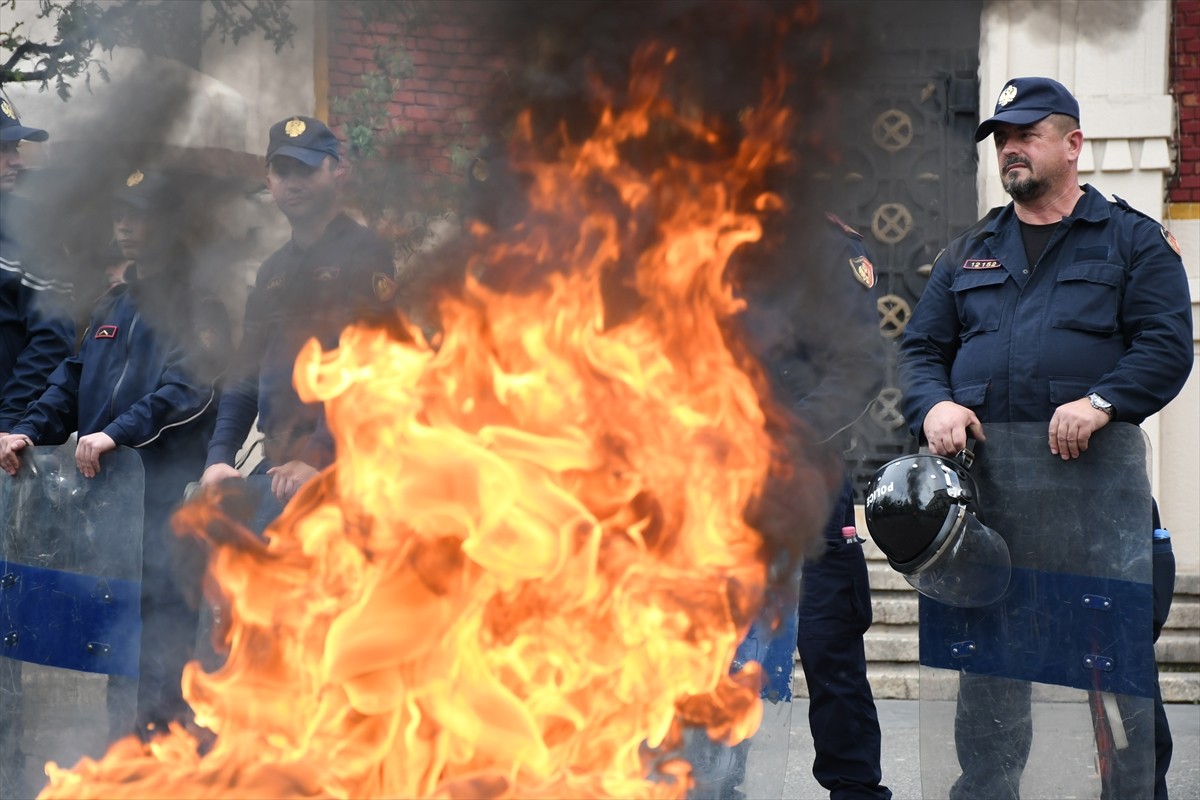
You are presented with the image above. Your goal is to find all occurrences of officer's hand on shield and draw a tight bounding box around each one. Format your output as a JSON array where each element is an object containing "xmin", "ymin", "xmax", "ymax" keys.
[
  {"xmin": 266, "ymin": 459, "xmax": 319, "ymax": 504},
  {"xmin": 200, "ymin": 462, "xmax": 243, "ymax": 488},
  {"xmin": 0, "ymin": 433, "xmax": 33, "ymax": 475},
  {"xmin": 75, "ymin": 432, "xmax": 116, "ymax": 478},
  {"xmin": 1048, "ymin": 397, "xmax": 1110, "ymax": 460},
  {"xmin": 923, "ymin": 400, "xmax": 986, "ymax": 456}
]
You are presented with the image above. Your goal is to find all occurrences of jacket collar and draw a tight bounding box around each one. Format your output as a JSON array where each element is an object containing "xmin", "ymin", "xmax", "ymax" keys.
[{"xmin": 975, "ymin": 183, "xmax": 1111, "ymax": 242}]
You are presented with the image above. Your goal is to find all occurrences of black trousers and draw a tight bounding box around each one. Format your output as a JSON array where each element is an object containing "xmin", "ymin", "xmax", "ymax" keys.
[{"xmin": 796, "ymin": 481, "xmax": 892, "ymax": 800}]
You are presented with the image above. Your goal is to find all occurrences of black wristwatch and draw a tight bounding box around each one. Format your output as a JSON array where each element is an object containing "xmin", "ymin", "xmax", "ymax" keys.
[{"xmin": 1088, "ymin": 393, "xmax": 1114, "ymax": 418}]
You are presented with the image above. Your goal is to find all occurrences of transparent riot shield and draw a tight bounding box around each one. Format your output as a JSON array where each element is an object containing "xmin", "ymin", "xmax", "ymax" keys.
[
  {"xmin": 686, "ymin": 588, "xmax": 796, "ymax": 799},
  {"xmin": 919, "ymin": 422, "xmax": 1154, "ymax": 800},
  {"xmin": 0, "ymin": 443, "xmax": 143, "ymax": 799}
]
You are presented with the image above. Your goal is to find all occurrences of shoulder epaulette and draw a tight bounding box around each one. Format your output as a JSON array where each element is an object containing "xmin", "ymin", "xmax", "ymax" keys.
[{"xmin": 824, "ymin": 212, "xmax": 864, "ymax": 240}]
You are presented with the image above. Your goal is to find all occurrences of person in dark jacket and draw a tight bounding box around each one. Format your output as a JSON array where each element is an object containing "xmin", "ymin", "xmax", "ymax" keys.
[
  {"xmin": 737, "ymin": 213, "xmax": 892, "ymax": 800},
  {"xmin": 0, "ymin": 98, "xmax": 75, "ymax": 433},
  {"xmin": 0, "ymin": 169, "xmax": 231, "ymax": 739},
  {"xmin": 199, "ymin": 116, "xmax": 396, "ymax": 508},
  {"xmin": 899, "ymin": 76, "xmax": 1192, "ymax": 800}
]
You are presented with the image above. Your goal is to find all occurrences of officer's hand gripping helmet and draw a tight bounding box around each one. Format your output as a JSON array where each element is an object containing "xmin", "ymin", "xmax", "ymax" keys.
[{"xmin": 864, "ymin": 449, "xmax": 1011, "ymax": 608}]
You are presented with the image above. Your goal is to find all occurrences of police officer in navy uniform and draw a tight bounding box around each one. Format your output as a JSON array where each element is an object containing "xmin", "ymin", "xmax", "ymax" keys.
[
  {"xmin": 899, "ymin": 77, "xmax": 1192, "ymax": 799},
  {"xmin": 0, "ymin": 99, "xmax": 74, "ymax": 434},
  {"xmin": 739, "ymin": 212, "xmax": 891, "ymax": 800},
  {"xmin": 0, "ymin": 168, "xmax": 232, "ymax": 739},
  {"xmin": 199, "ymin": 116, "xmax": 396, "ymax": 508}
]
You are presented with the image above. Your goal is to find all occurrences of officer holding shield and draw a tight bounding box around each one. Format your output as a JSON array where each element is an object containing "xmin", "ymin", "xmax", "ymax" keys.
[
  {"xmin": 898, "ymin": 77, "xmax": 1192, "ymax": 799},
  {"xmin": 0, "ymin": 169, "xmax": 231, "ymax": 739}
]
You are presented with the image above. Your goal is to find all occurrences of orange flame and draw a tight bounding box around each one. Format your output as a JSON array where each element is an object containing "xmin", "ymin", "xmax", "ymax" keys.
[{"xmin": 41, "ymin": 44, "xmax": 818, "ymax": 800}]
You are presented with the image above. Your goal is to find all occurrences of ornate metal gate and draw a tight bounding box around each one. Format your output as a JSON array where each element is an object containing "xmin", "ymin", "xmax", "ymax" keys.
[{"xmin": 822, "ymin": 1, "xmax": 983, "ymax": 498}]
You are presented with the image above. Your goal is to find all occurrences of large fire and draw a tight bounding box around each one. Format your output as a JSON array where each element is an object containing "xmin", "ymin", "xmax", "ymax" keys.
[{"xmin": 40, "ymin": 42, "xmax": 830, "ymax": 800}]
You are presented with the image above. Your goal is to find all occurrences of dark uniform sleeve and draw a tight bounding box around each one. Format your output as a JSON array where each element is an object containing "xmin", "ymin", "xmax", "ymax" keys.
[
  {"xmin": 791, "ymin": 222, "xmax": 886, "ymax": 442},
  {"xmin": 897, "ymin": 246, "xmax": 960, "ymax": 437},
  {"xmin": 206, "ymin": 288, "xmax": 264, "ymax": 469},
  {"xmin": 1089, "ymin": 215, "xmax": 1193, "ymax": 420},
  {"xmin": 0, "ymin": 274, "xmax": 76, "ymax": 431},
  {"xmin": 9, "ymin": 351, "xmax": 84, "ymax": 445},
  {"xmin": 102, "ymin": 296, "xmax": 232, "ymax": 448}
]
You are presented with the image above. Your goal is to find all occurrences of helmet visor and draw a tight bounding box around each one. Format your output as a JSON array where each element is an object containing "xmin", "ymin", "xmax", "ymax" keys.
[{"xmin": 903, "ymin": 510, "xmax": 1011, "ymax": 608}]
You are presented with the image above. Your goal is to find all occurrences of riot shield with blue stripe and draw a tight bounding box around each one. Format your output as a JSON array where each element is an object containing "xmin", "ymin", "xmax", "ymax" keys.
[
  {"xmin": 685, "ymin": 586, "xmax": 796, "ymax": 799},
  {"xmin": 0, "ymin": 443, "xmax": 143, "ymax": 799},
  {"xmin": 918, "ymin": 422, "xmax": 1154, "ymax": 800}
]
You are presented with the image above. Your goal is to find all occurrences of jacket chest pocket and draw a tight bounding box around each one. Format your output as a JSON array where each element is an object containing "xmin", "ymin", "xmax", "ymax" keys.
[
  {"xmin": 1051, "ymin": 261, "xmax": 1124, "ymax": 334},
  {"xmin": 950, "ymin": 268, "xmax": 1009, "ymax": 340}
]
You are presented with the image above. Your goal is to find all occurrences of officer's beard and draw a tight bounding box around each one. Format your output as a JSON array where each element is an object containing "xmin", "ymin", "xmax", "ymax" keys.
[{"xmin": 1005, "ymin": 175, "xmax": 1045, "ymax": 203}]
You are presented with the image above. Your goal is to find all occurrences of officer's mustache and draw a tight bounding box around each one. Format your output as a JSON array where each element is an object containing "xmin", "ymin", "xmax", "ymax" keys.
[{"xmin": 1003, "ymin": 155, "xmax": 1032, "ymax": 172}]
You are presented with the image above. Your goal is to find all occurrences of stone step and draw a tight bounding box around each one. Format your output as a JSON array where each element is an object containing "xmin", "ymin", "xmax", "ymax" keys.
[
  {"xmin": 1164, "ymin": 597, "xmax": 1200, "ymax": 630},
  {"xmin": 864, "ymin": 628, "xmax": 918, "ymax": 662},
  {"xmin": 866, "ymin": 561, "xmax": 914, "ymax": 592},
  {"xmin": 1160, "ymin": 671, "xmax": 1200, "ymax": 703},
  {"xmin": 1155, "ymin": 630, "xmax": 1200, "ymax": 665},
  {"xmin": 870, "ymin": 595, "xmax": 918, "ymax": 625}
]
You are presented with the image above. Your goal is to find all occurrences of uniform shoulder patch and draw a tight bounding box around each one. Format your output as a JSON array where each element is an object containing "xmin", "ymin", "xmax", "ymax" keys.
[
  {"xmin": 265, "ymin": 274, "xmax": 285, "ymax": 292},
  {"xmin": 849, "ymin": 255, "xmax": 876, "ymax": 288},
  {"xmin": 313, "ymin": 266, "xmax": 341, "ymax": 282},
  {"xmin": 94, "ymin": 325, "xmax": 118, "ymax": 340},
  {"xmin": 1161, "ymin": 226, "xmax": 1182, "ymax": 257}
]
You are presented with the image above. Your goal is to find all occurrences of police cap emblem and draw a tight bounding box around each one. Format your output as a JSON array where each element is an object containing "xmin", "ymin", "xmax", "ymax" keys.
[
  {"xmin": 997, "ymin": 85, "xmax": 1018, "ymax": 107},
  {"xmin": 285, "ymin": 118, "xmax": 307, "ymax": 138},
  {"xmin": 0, "ymin": 99, "xmax": 13, "ymax": 120},
  {"xmin": 373, "ymin": 271, "xmax": 398, "ymax": 302},
  {"xmin": 126, "ymin": 169, "xmax": 144, "ymax": 187}
]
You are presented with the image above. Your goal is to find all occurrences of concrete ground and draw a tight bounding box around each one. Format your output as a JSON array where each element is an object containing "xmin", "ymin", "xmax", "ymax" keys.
[{"xmin": 781, "ymin": 699, "xmax": 1200, "ymax": 800}]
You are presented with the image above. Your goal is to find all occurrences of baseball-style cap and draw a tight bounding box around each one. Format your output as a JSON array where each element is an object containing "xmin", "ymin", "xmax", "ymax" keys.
[
  {"xmin": 266, "ymin": 116, "xmax": 340, "ymax": 166},
  {"xmin": 974, "ymin": 77, "xmax": 1081, "ymax": 142},
  {"xmin": 0, "ymin": 97, "xmax": 49, "ymax": 143},
  {"xmin": 113, "ymin": 169, "xmax": 176, "ymax": 211}
]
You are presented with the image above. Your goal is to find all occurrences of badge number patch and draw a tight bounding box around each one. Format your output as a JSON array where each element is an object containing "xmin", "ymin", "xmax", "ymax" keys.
[
  {"xmin": 94, "ymin": 325, "xmax": 119, "ymax": 340},
  {"xmin": 963, "ymin": 259, "xmax": 1002, "ymax": 270}
]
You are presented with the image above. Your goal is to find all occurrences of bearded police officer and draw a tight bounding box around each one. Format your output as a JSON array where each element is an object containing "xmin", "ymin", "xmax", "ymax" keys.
[
  {"xmin": 899, "ymin": 77, "xmax": 1192, "ymax": 800},
  {"xmin": 199, "ymin": 116, "xmax": 396, "ymax": 507}
]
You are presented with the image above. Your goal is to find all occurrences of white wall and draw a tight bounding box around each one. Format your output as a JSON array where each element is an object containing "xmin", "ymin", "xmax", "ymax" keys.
[{"xmin": 980, "ymin": 0, "xmax": 1198, "ymax": 572}]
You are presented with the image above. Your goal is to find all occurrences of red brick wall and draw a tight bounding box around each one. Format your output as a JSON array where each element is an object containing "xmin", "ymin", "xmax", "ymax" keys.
[
  {"xmin": 1171, "ymin": 0, "xmax": 1200, "ymax": 202},
  {"xmin": 325, "ymin": 2, "xmax": 511, "ymax": 182}
]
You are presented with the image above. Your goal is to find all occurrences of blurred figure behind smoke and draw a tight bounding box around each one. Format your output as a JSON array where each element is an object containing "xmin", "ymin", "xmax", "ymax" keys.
[
  {"xmin": 199, "ymin": 116, "xmax": 399, "ymax": 512},
  {"xmin": 0, "ymin": 98, "xmax": 76, "ymax": 435},
  {"xmin": 0, "ymin": 167, "xmax": 232, "ymax": 740}
]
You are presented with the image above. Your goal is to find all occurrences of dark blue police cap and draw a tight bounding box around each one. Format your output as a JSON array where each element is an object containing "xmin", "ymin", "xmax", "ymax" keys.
[
  {"xmin": 114, "ymin": 169, "xmax": 176, "ymax": 212},
  {"xmin": 0, "ymin": 97, "xmax": 49, "ymax": 143},
  {"xmin": 266, "ymin": 116, "xmax": 340, "ymax": 166},
  {"xmin": 974, "ymin": 77, "xmax": 1081, "ymax": 142}
]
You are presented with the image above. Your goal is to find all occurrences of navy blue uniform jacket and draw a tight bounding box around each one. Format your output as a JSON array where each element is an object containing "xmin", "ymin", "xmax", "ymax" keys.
[
  {"xmin": 0, "ymin": 197, "xmax": 75, "ymax": 430},
  {"xmin": 12, "ymin": 265, "xmax": 230, "ymax": 464},
  {"xmin": 739, "ymin": 214, "xmax": 885, "ymax": 443},
  {"xmin": 205, "ymin": 214, "xmax": 394, "ymax": 470},
  {"xmin": 899, "ymin": 185, "xmax": 1193, "ymax": 432}
]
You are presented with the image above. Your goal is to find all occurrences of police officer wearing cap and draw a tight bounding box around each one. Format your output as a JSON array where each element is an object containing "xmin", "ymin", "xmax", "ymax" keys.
[
  {"xmin": 737, "ymin": 213, "xmax": 891, "ymax": 800},
  {"xmin": 0, "ymin": 98, "xmax": 75, "ymax": 435},
  {"xmin": 899, "ymin": 76, "xmax": 1192, "ymax": 799},
  {"xmin": 0, "ymin": 168, "xmax": 232, "ymax": 739},
  {"xmin": 199, "ymin": 116, "xmax": 396, "ymax": 507}
]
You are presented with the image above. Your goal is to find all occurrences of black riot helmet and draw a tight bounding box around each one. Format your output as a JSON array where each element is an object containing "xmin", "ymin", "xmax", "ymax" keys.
[{"xmin": 864, "ymin": 451, "xmax": 1011, "ymax": 607}]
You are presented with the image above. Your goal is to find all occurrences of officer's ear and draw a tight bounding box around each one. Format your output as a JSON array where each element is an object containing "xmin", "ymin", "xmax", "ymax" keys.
[
  {"xmin": 1064, "ymin": 128, "xmax": 1084, "ymax": 164},
  {"xmin": 327, "ymin": 155, "xmax": 347, "ymax": 182}
]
